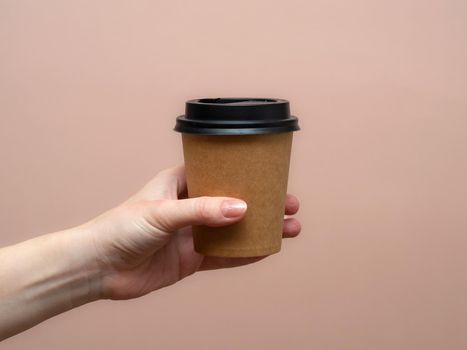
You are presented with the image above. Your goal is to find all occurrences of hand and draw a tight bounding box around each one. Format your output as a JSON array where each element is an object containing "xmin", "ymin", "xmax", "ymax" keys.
[
  {"xmin": 79, "ymin": 165, "xmax": 301, "ymax": 300},
  {"xmin": 0, "ymin": 165, "xmax": 300, "ymax": 340}
]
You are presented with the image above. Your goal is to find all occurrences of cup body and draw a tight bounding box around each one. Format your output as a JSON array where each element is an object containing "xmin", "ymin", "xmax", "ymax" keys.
[{"xmin": 182, "ymin": 132, "xmax": 293, "ymax": 257}]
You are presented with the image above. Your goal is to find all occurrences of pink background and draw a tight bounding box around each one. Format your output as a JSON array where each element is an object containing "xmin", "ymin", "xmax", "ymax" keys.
[{"xmin": 1, "ymin": 0, "xmax": 466, "ymax": 349}]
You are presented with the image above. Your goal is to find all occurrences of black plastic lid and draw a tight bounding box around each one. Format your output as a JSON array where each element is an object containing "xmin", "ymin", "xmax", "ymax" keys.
[{"xmin": 174, "ymin": 98, "xmax": 300, "ymax": 135}]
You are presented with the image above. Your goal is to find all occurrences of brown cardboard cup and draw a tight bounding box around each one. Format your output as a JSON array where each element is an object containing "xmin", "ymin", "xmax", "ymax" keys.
[{"xmin": 174, "ymin": 98, "xmax": 299, "ymax": 257}]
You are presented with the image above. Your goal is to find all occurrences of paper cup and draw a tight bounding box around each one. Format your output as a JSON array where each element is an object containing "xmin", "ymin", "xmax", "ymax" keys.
[{"xmin": 174, "ymin": 98, "xmax": 299, "ymax": 257}]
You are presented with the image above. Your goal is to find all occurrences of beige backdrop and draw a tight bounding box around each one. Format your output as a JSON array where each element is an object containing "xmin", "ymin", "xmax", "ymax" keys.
[{"xmin": 1, "ymin": 0, "xmax": 466, "ymax": 349}]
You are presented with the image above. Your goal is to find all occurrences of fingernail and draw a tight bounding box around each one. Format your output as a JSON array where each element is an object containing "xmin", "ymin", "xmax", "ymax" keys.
[{"xmin": 221, "ymin": 200, "xmax": 247, "ymax": 218}]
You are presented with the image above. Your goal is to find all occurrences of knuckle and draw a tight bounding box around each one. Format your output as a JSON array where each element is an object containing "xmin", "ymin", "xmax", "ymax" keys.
[
  {"xmin": 137, "ymin": 198, "xmax": 160, "ymax": 216},
  {"xmin": 156, "ymin": 166, "xmax": 178, "ymax": 179},
  {"xmin": 155, "ymin": 169, "xmax": 178, "ymax": 194},
  {"xmin": 147, "ymin": 199, "xmax": 172, "ymax": 231},
  {"xmin": 156, "ymin": 168, "xmax": 170, "ymax": 179},
  {"xmin": 194, "ymin": 196, "xmax": 212, "ymax": 221}
]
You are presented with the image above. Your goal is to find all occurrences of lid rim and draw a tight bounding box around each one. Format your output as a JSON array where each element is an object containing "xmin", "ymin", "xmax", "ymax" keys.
[
  {"xmin": 174, "ymin": 125, "xmax": 300, "ymax": 136},
  {"xmin": 174, "ymin": 97, "xmax": 300, "ymax": 135},
  {"xmin": 175, "ymin": 115, "xmax": 299, "ymax": 135}
]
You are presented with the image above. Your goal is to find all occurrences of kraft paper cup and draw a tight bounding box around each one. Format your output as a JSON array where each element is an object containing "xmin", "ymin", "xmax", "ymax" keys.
[{"xmin": 174, "ymin": 98, "xmax": 300, "ymax": 257}]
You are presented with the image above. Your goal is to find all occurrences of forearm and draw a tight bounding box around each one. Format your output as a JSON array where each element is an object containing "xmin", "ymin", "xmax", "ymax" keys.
[{"xmin": 0, "ymin": 228, "xmax": 101, "ymax": 340}]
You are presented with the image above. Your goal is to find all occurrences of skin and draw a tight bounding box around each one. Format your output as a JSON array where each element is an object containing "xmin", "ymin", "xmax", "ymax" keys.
[{"xmin": 0, "ymin": 165, "xmax": 300, "ymax": 341}]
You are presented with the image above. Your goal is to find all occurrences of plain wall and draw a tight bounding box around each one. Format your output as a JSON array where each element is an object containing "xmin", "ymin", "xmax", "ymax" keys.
[{"xmin": 1, "ymin": 0, "xmax": 466, "ymax": 349}]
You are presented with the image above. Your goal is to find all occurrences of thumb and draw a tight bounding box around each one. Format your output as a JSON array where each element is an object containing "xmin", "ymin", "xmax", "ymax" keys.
[{"xmin": 143, "ymin": 196, "xmax": 247, "ymax": 232}]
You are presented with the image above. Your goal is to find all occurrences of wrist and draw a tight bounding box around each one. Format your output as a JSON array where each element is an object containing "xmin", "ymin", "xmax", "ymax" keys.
[{"xmin": 55, "ymin": 226, "xmax": 103, "ymax": 305}]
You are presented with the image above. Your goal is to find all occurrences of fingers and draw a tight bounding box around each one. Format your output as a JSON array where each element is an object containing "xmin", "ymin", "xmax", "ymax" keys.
[
  {"xmin": 131, "ymin": 166, "xmax": 300, "ymax": 214},
  {"xmin": 284, "ymin": 194, "xmax": 300, "ymax": 237},
  {"xmin": 285, "ymin": 193, "xmax": 300, "ymax": 215},
  {"xmin": 282, "ymin": 218, "xmax": 301, "ymax": 238},
  {"xmin": 144, "ymin": 196, "xmax": 247, "ymax": 232}
]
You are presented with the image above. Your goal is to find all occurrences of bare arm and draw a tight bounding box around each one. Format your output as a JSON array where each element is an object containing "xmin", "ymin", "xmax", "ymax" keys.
[{"xmin": 0, "ymin": 229, "xmax": 100, "ymax": 339}]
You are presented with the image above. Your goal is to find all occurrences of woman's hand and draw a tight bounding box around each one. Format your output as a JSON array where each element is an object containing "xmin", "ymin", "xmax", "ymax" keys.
[
  {"xmin": 79, "ymin": 165, "xmax": 301, "ymax": 300},
  {"xmin": 0, "ymin": 165, "xmax": 300, "ymax": 340}
]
